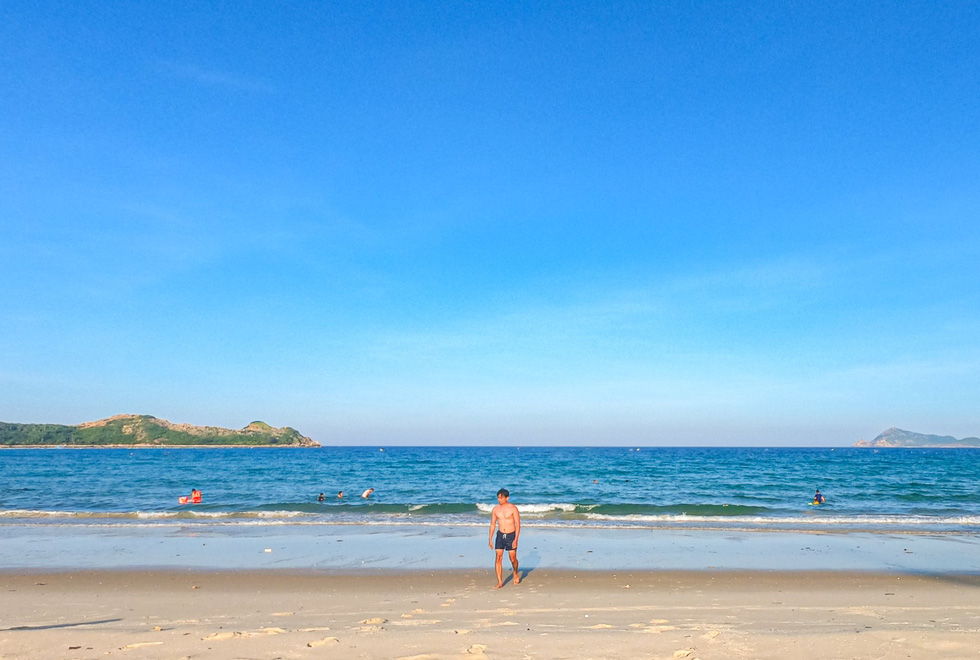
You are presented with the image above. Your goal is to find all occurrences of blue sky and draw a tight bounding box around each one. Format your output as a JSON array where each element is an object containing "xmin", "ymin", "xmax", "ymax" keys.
[{"xmin": 2, "ymin": 1, "xmax": 978, "ymax": 445}]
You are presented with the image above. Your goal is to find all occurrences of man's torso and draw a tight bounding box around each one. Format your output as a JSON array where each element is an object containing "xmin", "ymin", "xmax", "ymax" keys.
[{"xmin": 494, "ymin": 503, "xmax": 518, "ymax": 533}]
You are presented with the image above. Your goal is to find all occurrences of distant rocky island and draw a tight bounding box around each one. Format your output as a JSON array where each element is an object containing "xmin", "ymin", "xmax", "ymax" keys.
[
  {"xmin": 855, "ymin": 427, "xmax": 980, "ymax": 448},
  {"xmin": 0, "ymin": 414, "xmax": 319, "ymax": 447}
]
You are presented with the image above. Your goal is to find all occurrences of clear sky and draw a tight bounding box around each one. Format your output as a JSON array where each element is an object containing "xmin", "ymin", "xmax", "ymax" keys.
[{"xmin": 2, "ymin": 1, "xmax": 978, "ymax": 445}]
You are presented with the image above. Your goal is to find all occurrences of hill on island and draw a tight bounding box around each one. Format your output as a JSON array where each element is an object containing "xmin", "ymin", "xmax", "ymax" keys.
[
  {"xmin": 854, "ymin": 427, "xmax": 980, "ymax": 448},
  {"xmin": 0, "ymin": 414, "xmax": 319, "ymax": 447}
]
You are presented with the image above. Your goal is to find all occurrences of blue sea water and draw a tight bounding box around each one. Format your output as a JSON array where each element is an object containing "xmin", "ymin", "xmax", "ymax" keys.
[{"xmin": 2, "ymin": 446, "xmax": 979, "ymax": 534}]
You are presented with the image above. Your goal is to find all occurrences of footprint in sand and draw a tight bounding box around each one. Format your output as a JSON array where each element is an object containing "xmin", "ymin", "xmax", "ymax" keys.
[
  {"xmin": 271, "ymin": 611, "xmax": 294, "ymax": 616},
  {"xmin": 120, "ymin": 642, "xmax": 164, "ymax": 650},
  {"xmin": 392, "ymin": 619, "xmax": 442, "ymax": 627},
  {"xmin": 360, "ymin": 618, "xmax": 388, "ymax": 625},
  {"xmin": 587, "ymin": 623, "xmax": 614, "ymax": 629},
  {"xmin": 643, "ymin": 625, "xmax": 677, "ymax": 633},
  {"xmin": 673, "ymin": 649, "xmax": 696, "ymax": 658},
  {"xmin": 466, "ymin": 644, "xmax": 487, "ymax": 654},
  {"xmin": 701, "ymin": 630, "xmax": 721, "ymax": 640},
  {"xmin": 202, "ymin": 627, "xmax": 286, "ymax": 641},
  {"xmin": 307, "ymin": 636, "xmax": 339, "ymax": 647},
  {"xmin": 441, "ymin": 599, "xmax": 456, "ymax": 607}
]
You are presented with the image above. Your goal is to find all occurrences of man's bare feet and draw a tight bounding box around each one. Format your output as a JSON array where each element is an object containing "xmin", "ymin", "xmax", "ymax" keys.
[
  {"xmin": 494, "ymin": 583, "xmax": 504, "ymax": 589},
  {"xmin": 514, "ymin": 574, "xmax": 521, "ymax": 585}
]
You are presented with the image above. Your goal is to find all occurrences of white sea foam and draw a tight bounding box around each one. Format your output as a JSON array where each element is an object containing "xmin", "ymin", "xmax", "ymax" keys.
[
  {"xmin": 0, "ymin": 509, "xmax": 54, "ymax": 517},
  {"xmin": 135, "ymin": 511, "xmax": 179, "ymax": 519},
  {"xmin": 582, "ymin": 512, "xmax": 980, "ymax": 526},
  {"xmin": 475, "ymin": 502, "xmax": 577, "ymax": 514},
  {"xmin": 3, "ymin": 515, "xmax": 980, "ymax": 536},
  {"xmin": 4, "ymin": 508, "xmax": 980, "ymax": 532},
  {"xmin": 187, "ymin": 509, "xmax": 307, "ymax": 518}
]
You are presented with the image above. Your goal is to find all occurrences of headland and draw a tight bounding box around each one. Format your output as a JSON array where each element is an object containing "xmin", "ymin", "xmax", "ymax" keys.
[
  {"xmin": 855, "ymin": 427, "xmax": 980, "ymax": 448},
  {"xmin": 0, "ymin": 414, "xmax": 319, "ymax": 447}
]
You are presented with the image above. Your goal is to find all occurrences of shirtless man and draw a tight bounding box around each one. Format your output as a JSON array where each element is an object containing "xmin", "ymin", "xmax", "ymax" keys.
[{"xmin": 488, "ymin": 488, "xmax": 521, "ymax": 588}]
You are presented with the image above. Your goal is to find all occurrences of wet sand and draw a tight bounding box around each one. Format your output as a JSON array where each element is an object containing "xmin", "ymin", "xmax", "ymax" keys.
[
  {"xmin": 3, "ymin": 569, "xmax": 979, "ymax": 659},
  {"xmin": 5, "ymin": 523, "xmax": 980, "ymax": 573}
]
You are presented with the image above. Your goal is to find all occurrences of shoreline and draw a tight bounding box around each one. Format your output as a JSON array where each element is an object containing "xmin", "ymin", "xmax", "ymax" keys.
[
  {"xmin": 4, "ymin": 522, "xmax": 980, "ymax": 574},
  {"xmin": 3, "ymin": 566, "xmax": 980, "ymax": 580},
  {"xmin": 3, "ymin": 568, "xmax": 979, "ymax": 659}
]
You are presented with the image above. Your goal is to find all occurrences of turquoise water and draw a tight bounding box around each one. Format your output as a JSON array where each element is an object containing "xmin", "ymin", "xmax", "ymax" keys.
[{"xmin": 2, "ymin": 446, "xmax": 979, "ymax": 533}]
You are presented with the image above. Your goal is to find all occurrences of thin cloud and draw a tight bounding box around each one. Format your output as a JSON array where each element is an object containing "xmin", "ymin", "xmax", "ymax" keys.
[
  {"xmin": 159, "ymin": 61, "xmax": 275, "ymax": 93},
  {"xmin": 832, "ymin": 354, "xmax": 980, "ymax": 383}
]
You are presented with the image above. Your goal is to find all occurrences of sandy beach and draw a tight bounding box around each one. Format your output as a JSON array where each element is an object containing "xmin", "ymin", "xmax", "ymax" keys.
[
  {"xmin": 3, "ymin": 522, "xmax": 980, "ymax": 657},
  {"xmin": 2, "ymin": 568, "xmax": 979, "ymax": 659}
]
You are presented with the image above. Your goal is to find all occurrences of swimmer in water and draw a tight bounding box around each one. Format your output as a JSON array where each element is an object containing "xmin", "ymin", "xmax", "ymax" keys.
[{"xmin": 361, "ymin": 488, "xmax": 374, "ymax": 498}]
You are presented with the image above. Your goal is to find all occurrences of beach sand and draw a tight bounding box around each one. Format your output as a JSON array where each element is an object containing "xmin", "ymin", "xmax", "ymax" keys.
[{"xmin": 2, "ymin": 569, "xmax": 979, "ymax": 659}]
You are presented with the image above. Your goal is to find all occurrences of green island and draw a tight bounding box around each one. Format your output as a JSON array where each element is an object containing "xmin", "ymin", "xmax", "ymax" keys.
[
  {"xmin": 854, "ymin": 427, "xmax": 980, "ymax": 448},
  {"xmin": 0, "ymin": 415, "xmax": 319, "ymax": 447}
]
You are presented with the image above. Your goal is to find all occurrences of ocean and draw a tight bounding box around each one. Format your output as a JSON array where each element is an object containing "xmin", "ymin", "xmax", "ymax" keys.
[{"xmin": 3, "ymin": 446, "xmax": 979, "ymax": 534}]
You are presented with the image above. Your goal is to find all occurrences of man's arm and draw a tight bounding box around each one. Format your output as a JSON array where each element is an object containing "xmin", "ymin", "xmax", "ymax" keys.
[
  {"xmin": 513, "ymin": 506, "xmax": 521, "ymax": 548},
  {"xmin": 488, "ymin": 508, "xmax": 497, "ymax": 548}
]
